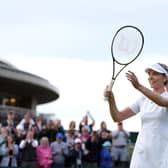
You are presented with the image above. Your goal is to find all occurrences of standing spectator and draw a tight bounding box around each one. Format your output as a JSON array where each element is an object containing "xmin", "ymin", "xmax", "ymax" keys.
[
  {"xmin": 112, "ymin": 122, "xmax": 129, "ymax": 167},
  {"xmin": 45, "ymin": 120, "xmax": 56, "ymax": 142},
  {"xmin": 65, "ymin": 129, "xmax": 76, "ymax": 167},
  {"xmin": 16, "ymin": 112, "xmax": 35, "ymax": 136},
  {"xmin": 38, "ymin": 123, "xmax": 52, "ymax": 142},
  {"xmin": 98, "ymin": 129, "xmax": 112, "ymax": 147},
  {"xmin": 2, "ymin": 111, "xmax": 15, "ymax": 126},
  {"xmin": 66, "ymin": 121, "xmax": 78, "ymax": 146},
  {"xmin": 19, "ymin": 130, "xmax": 38, "ymax": 168},
  {"xmin": 0, "ymin": 127, "xmax": 9, "ymax": 146},
  {"xmin": 69, "ymin": 138, "xmax": 85, "ymax": 168},
  {"xmin": 54, "ymin": 119, "xmax": 65, "ymax": 135},
  {"xmin": 46, "ymin": 119, "xmax": 65, "ymax": 143},
  {"xmin": 97, "ymin": 121, "xmax": 109, "ymax": 135},
  {"xmin": 15, "ymin": 128, "xmax": 25, "ymax": 146},
  {"xmin": 100, "ymin": 141, "xmax": 112, "ymax": 168},
  {"xmin": 34, "ymin": 116, "xmax": 43, "ymax": 140},
  {"xmin": 68, "ymin": 121, "xmax": 78, "ymax": 138},
  {"xmin": 0, "ymin": 134, "xmax": 19, "ymax": 167},
  {"xmin": 85, "ymin": 131, "xmax": 100, "ymax": 168},
  {"xmin": 69, "ymin": 121, "xmax": 76, "ymax": 130},
  {"xmin": 65, "ymin": 121, "xmax": 79, "ymax": 167},
  {"xmin": 65, "ymin": 130, "xmax": 76, "ymax": 150},
  {"xmin": 0, "ymin": 127, "xmax": 9, "ymax": 156},
  {"xmin": 50, "ymin": 132, "xmax": 68, "ymax": 168},
  {"xmin": 79, "ymin": 111, "xmax": 95, "ymax": 133},
  {"xmin": 2, "ymin": 111, "xmax": 17, "ymax": 136},
  {"xmin": 54, "ymin": 119, "xmax": 65, "ymax": 141},
  {"xmin": 36, "ymin": 137, "xmax": 53, "ymax": 168},
  {"xmin": 79, "ymin": 126, "xmax": 90, "ymax": 143},
  {"xmin": 79, "ymin": 126, "xmax": 90, "ymax": 156},
  {"xmin": 97, "ymin": 129, "xmax": 112, "ymax": 167},
  {"xmin": 35, "ymin": 116, "xmax": 43, "ymax": 133}
]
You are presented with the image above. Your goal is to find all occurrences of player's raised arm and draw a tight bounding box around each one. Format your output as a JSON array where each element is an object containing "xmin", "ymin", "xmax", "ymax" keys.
[{"xmin": 104, "ymin": 85, "xmax": 135, "ymax": 122}]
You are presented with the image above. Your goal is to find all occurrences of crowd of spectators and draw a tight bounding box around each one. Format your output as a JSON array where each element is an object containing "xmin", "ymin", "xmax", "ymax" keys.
[{"xmin": 0, "ymin": 110, "xmax": 132, "ymax": 168}]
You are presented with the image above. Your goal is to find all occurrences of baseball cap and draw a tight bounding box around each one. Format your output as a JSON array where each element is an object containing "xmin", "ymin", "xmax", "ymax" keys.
[
  {"xmin": 56, "ymin": 132, "xmax": 64, "ymax": 139},
  {"xmin": 102, "ymin": 141, "xmax": 112, "ymax": 147},
  {"xmin": 145, "ymin": 63, "xmax": 168, "ymax": 77},
  {"xmin": 74, "ymin": 138, "xmax": 81, "ymax": 144}
]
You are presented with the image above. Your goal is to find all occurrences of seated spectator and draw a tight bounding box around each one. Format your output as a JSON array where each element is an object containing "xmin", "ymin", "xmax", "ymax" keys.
[
  {"xmin": 36, "ymin": 137, "xmax": 53, "ymax": 168},
  {"xmin": 0, "ymin": 134, "xmax": 19, "ymax": 167},
  {"xmin": 50, "ymin": 132, "xmax": 68, "ymax": 168},
  {"xmin": 100, "ymin": 141, "xmax": 112, "ymax": 168},
  {"xmin": 19, "ymin": 130, "xmax": 38, "ymax": 168}
]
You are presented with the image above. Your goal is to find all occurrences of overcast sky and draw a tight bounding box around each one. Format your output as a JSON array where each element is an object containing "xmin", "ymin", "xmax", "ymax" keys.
[{"xmin": 0, "ymin": 0, "xmax": 167, "ymax": 131}]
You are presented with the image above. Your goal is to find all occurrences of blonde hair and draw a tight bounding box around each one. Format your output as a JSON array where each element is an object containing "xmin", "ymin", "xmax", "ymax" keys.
[
  {"xmin": 40, "ymin": 136, "xmax": 49, "ymax": 145},
  {"xmin": 159, "ymin": 63, "xmax": 168, "ymax": 91}
]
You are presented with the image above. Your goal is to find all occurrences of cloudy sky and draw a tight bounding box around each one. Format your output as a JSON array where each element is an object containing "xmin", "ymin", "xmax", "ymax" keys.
[{"xmin": 0, "ymin": 0, "xmax": 167, "ymax": 131}]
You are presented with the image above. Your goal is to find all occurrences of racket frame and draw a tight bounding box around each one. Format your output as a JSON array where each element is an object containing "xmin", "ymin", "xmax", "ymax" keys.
[{"xmin": 109, "ymin": 25, "xmax": 144, "ymax": 89}]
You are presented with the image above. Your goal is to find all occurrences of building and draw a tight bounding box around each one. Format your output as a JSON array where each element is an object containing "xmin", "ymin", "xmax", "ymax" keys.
[{"xmin": 0, "ymin": 59, "xmax": 59, "ymax": 119}]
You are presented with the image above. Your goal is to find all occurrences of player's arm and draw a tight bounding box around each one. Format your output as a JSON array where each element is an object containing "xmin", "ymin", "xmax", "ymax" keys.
[
  {"xmin": 126, "ymin": 71, "xmax": 168, "ymax": 107},
  {"xmin": 104, "ymin": 86, "xmax": 135, "ymax": 122},
  {"xmin": 138, "ymin": 85, "xmax": 168, "ymax": 107},
  {"xmin": 108, "ymin": 94, "xmax": 135, "ymax": 122}
]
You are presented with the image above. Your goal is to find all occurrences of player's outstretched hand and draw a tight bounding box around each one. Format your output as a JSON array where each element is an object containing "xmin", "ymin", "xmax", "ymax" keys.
[{"xmin": 126, "ymin": 71, "xmax": 141, "ymax": 90}]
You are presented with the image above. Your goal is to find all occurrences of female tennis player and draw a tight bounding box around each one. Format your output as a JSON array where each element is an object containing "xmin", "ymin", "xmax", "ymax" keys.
[{"xmin": 104, "ymin": 63, "xmax": 168, "ymax": 168}]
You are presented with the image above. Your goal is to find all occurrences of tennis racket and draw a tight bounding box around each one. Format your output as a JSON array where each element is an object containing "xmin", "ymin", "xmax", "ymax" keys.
[{"xmin": 107, "ymin": 25, "xmax": 144, "ymax": 91}]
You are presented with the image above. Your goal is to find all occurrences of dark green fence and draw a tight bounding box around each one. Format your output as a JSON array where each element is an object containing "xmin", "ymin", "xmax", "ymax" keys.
[
  {"xmin": 0, "ymin": 167, "xmax": 129, "ymax": 168},
  {"xmin": 130, "ymin": 131, "xmax": 138, "ymax": 143}
]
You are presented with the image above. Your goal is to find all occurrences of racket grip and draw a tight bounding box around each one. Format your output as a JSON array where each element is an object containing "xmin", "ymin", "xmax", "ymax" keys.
[
  {"xmin": 104, "ymin": 79, "xmax": 115, "ymax": 101},
  {"xmin": 108, "ymin": 79, "xmax": 115, "ymax": 90}
]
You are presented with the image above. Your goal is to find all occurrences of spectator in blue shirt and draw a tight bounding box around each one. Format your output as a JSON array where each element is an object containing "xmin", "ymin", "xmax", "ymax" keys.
[{"xmin": 100, "ymin": 141, "xmax": 112, "ymax": 168}]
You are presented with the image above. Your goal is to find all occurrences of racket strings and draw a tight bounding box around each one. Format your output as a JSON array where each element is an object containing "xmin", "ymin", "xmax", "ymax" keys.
[{"xmin": 112, "ymin": 26, "xmax": 144, "ymax": 65}]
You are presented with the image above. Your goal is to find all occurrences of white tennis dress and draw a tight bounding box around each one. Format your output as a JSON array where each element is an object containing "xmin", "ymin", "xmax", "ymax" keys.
[{"xmin": 129, "ymin": 91, "xmax": 168, "ymax": 168}]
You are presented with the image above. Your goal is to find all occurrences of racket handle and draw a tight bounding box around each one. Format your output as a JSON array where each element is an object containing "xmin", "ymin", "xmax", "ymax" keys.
[
  {"xmin": 104, "ymin": 79, "xmax": 115, "ymax": 101},
  {"xmin": 108, "ymin": 79, "xmax": 115, "ymax": 90}
]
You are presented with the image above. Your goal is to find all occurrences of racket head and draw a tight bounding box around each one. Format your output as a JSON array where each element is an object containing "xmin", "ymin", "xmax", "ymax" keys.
[{"xmin": 111, "ymin": 25, "xmax": 144, "ymax": 65}]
